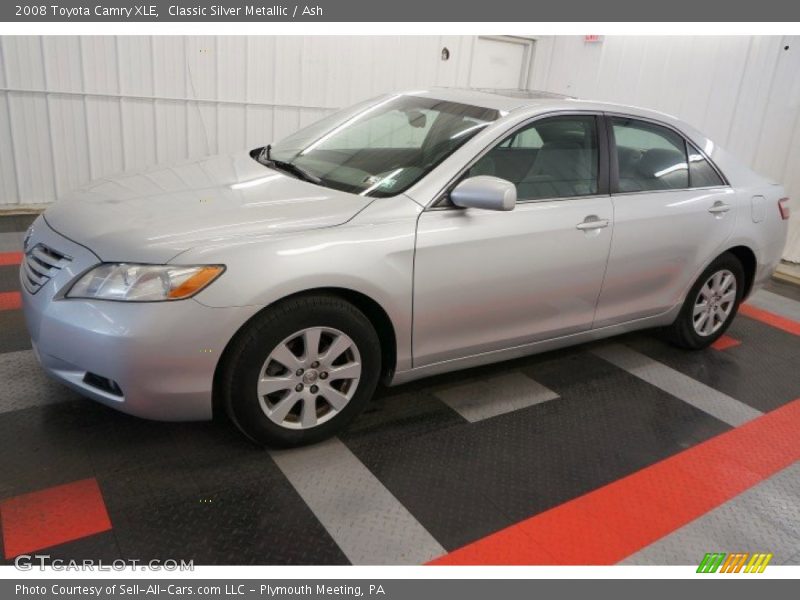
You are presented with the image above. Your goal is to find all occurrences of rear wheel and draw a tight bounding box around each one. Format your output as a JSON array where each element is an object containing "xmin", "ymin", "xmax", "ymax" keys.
[
  {"xmin": 662, "ymin": 253, "xmax": 744, "ymax": 349},
  {"xmin": 221, "ymin": 295, "xmax": 381, "ymax": 446}
]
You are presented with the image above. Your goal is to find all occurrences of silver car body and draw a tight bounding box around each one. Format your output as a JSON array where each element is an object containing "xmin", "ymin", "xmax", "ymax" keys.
[{"xmin": 21, "ymin": 89, "xmax": 788, "ymax": 420}]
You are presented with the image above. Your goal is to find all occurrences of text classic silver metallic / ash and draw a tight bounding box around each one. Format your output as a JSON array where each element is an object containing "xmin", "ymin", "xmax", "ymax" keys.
[{"xmin": 21, "ymin": 89, "xmax": 789, "ymax": 445}]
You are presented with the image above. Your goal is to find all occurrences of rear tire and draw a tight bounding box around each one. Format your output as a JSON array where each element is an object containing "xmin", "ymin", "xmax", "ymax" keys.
[
  {"xmin": 662, "ymin": 252, "xmax": 744, "ymax": 349},
  {"xmin": 221, "ymin": 295, "xmax": 381, "ymax": 447}
]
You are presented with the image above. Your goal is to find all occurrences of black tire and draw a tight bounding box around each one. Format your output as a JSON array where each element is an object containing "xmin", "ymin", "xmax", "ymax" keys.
[
  {"xmin": 221, "ymin": 294, "xmax": 381, "ymax": 447},
  {"xmin": 662, "ymin": 252, "xmax": 745, "ymax": 349}
]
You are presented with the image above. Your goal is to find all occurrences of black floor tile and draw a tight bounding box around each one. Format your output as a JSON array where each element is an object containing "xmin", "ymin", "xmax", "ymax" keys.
[
  {"xmin": 0, "ymin": 265, "xmax": 20, "ymax": 293},
  {"xmin": 103, "ymin": 426, "xmax": 349, "ymax": 566},
  {"xmin": 110, "ymin": 474, "xmax": 349, "ymax": 565},
  {"xmin": 0, "ymin": 402, "xmax": 97, "ymax": 499},
  {"xmin": 343, "ymin": 350, "xmax": 729, "ymax": 551},
  {"xmin": 0, "ymin": 309, "xmax": 31, "ymax": 353},
  {"xmin": 625, "ymin": 313, "xmax": 800, "ymax": 413},
  {"xmin": 80, "ymin": 414, "xmax": 195, "ymax": 478},
  {"xmin": 0, "ymin": 214, "xmax": 37, "ymax": 234}
]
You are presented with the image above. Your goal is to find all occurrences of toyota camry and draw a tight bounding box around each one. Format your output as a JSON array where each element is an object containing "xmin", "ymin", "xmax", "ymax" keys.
[{"xmin": 21, "ymin": 89, "xmax": 789, "ymax": 445}]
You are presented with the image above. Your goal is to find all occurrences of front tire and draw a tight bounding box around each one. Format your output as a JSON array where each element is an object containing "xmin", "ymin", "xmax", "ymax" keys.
[
  {"xmin": 221, "ymin": 295, "xmax": 381, "ymax": 447},
  {"xmin": 663, "ymin": 252, "xmax": 744, "ymax": 349}
]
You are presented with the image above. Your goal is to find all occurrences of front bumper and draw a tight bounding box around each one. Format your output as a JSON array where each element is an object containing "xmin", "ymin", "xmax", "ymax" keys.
[{"xmin": 21, "ymin": 217, "xmax": 260, "ymax": 421}]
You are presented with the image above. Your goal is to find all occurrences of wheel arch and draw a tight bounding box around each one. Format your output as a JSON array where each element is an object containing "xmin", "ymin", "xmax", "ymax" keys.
[
  {"xmin": 212, "ymin": 287, "xmax": 398, "ymax": 419},
  {"xmin": 724, "ymin": 244, "xmax": 757, "ymax": 300}
]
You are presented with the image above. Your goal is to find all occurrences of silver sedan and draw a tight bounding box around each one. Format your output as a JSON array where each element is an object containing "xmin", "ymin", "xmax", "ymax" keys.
[{"xmin": 21, "ymin": 89, "xmax": 789, "ymax": 445}]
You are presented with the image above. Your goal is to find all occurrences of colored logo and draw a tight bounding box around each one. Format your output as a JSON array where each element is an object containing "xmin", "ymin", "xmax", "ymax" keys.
[{"xmin": 697, "ymin": 552, "xmax": 772, "ymax": 573}]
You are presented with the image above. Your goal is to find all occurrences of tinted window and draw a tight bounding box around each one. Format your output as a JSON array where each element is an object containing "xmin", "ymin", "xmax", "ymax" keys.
[
  {"xmin": 468, "ymin": 115, "xmax": 599, "ymax": 200},
  {"xmin": 612, "ymin": 118, "xmax": 688, "ymax": 192},
  {"xmin": 688, "ymin": 144, "xmax": 725, "ymax": 187},
  {"xmin": 267, "ymin": 95, "xmax": 500, "ymax": 197},
  {"xmin": 498, "ymin": 126, "xmax": 544, "ymax": 149}
]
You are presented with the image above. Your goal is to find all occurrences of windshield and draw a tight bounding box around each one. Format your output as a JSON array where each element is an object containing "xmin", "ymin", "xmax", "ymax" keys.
[{"xmin": 262, "ymin": 95, "xmax": 500, "ymax": 198}]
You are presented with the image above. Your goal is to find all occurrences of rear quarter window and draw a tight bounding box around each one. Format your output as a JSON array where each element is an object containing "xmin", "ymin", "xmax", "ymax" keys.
[{"xmin": 687, "ymin": 144, "xmax": 725, "ymax": 187}]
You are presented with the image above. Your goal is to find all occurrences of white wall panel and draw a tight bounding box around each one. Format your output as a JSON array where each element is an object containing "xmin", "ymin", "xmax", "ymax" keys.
[
  {"xmin": 116, "ymin": 37, "xmax": 154, "ymax": 96},
  {"xmin": 0, "ymin": 94, "xmax": 19, "ymax": 206},
  {"xmin": 42, "ymin": 37, "xmax": 83, "ymax": 93},
  {"xmin": 245, "ymin": 105, "xmax": 274, "ymax": 149},
  {"xmin": 48, "ymin": 95, "xmax": 90, "ymax": 196},
  {"xmin": 726, "ymin": 38, "xmax": 781, "ymax": 166},
  {"xmin": 3, "ymin": 37, "xmax": 46, "ymax": 89},
  {"xmin": 7, "ymin": 92, "xmax": 56, "ymax": 203},
  {"xmin": 246, "ymin": 37, "xmax": 277, "ymax": 105},
  {"xmin": 152, "ymin": 36, "xmax": 185, "ymax": 97},
  {"xmin": 0, "ymin": 34, "xmax": 492, "ymax": 211},
  {"xmin": 0, "ymin": 39, "xmax": 18, "ymax": 206},
  {"xmin": 80, "ymin": 37, "xmax": 118, "ymax": 95},
  {"xmin": 217, "ymin": 104, "xmax": 247, "ymax": 154},
  {"xmin": 120, "ymin": 98, "xmax": 157, "ymax": 171},
  {"xmin": 273, "ymin": 106, "xmax": 301, "ymax": 142},
  {"xmin": 274, "ymin": 37, "xmax": 304, "ymax": 107},
  {"xmin": 152, "ymin": 36, "xmax": 188, "ymax": 163},
  {"xmin": 85, "ymin": 96, "xmax": 123, "ymax": 179}
]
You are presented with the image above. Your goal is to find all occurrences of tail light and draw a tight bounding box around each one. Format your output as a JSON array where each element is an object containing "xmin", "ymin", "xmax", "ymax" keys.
[{"xmin": 778, "ymin": 197, "xmax": 790, "ymax": 220}]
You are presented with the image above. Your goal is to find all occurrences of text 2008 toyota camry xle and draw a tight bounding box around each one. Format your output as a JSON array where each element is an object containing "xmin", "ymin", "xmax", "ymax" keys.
[{"xmin": 21, "ymin": 89, "xmax": 789, "ymax": 446}]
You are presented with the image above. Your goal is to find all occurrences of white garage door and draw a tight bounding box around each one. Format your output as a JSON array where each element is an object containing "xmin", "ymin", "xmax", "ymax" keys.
[{"xmin": 469, "ymin": 36, "xmax": 534, "ymax": 90}]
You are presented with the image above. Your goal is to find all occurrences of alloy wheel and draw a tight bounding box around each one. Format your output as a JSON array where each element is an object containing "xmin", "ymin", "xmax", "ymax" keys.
[
  {"xmin": 692, "ymin": 269, "xmax": 737, "ymax": 337},
  {"xmin": 257, "ymin": 327, "xmax": 362, "ymax": 429}
]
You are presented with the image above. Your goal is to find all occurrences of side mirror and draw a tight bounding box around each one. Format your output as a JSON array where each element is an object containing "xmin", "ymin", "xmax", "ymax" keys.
[{"xmin": 450, "ymin": 176, "xmax": 516, "ymax": 211}]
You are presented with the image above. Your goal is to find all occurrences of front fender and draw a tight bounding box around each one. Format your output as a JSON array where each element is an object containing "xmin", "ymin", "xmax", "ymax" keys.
[{"xmin": 175, "ymin": 197, "xmax": 421, "ymax": 372}]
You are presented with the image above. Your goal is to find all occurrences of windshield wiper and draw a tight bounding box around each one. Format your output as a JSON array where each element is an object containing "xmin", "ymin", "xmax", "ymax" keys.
[
  {"xmin": 258, "ymin": 145, "xmax": 322, "ymax": 185},
  {"xmin": 269, "ymin": 159, "xmax": 322, "ymax": 185}
]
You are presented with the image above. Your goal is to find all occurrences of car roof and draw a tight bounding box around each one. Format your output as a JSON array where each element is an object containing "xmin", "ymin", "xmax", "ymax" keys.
[{"xmin": 404, "ymin": 87, "xmax": 685, "ymax": 127}]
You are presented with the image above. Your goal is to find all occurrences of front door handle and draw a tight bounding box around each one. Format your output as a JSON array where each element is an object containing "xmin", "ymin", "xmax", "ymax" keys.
[
  {"xmin": 708, "ymin": 201, "xmax": 731, "ymax": 215},
  {"xmin": 576, "ymin": 216, "xmax": 610, "ymax": 231}
]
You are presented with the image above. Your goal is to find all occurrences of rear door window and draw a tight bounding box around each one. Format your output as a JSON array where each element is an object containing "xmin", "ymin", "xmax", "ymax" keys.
[{"xmin": 611, "ymin": 118, "xmax": 688, "ymax": 192}]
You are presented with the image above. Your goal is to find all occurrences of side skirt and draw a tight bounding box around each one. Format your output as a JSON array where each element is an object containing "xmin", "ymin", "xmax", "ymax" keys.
[{"xmin": 391, "ymin": 305, "xmax": 682, "ymax": 386}]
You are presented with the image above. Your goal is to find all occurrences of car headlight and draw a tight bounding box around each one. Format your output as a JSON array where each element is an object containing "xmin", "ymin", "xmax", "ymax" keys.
[{"xmin": 67, "ymin": 264, "xmax": 225, "ymax": 302}]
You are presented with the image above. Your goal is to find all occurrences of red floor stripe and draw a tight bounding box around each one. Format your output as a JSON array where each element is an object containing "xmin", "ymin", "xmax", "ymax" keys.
[
  {"xmin": 711, "ymin": 334, "xmax": 741, "ymax": 351},
  {"xmin": 0, "ymin": 251, "xmax": 22, "ymax": 266},
  {"xmin": 740, "ymin": 303, "xmax": 800, "ymax": 336},
  {"xmin": 430, "ymin": 398, "xmax": 800, "ymax": 565},
  {"xmin": 0, "ymin": 478, "xmax": 112, "ymax": 558},
  {"xmin": 0, "ymin": 291, "xmax": 21, "ymax": 311}
]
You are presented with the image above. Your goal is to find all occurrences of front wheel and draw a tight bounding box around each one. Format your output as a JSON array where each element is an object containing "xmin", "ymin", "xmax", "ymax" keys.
[
  {"xmin": 221, "ymin": 295, "xmax": 381, "ymax": 447},
  {"xmin": 662, "ymin": 253, "xmax": 745, "ymax": 349}
]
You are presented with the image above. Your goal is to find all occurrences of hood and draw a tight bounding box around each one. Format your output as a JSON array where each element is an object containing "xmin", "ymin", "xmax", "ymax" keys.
[{"xmin": 44, "ymin": 151, "xmax": 371, "ymax": 263}]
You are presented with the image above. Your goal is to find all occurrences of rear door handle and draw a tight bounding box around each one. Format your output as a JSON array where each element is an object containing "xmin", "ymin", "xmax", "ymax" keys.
[
  {"xmin": 576, "ymin": 216, "xmax": 610, "ymax": 231},
  {"xmin": 708, "ymin": 202, "xmax": 731, "ymax": 215}
]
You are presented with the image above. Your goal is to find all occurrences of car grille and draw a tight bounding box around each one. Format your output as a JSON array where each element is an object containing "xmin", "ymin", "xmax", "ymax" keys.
[{"xmin": 22, "ymin": 243, "xmax": 72, "ymax": 294}]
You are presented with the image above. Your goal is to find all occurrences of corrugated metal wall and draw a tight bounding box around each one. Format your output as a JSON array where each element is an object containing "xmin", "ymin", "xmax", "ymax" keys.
[
  {"xmin": 0, "ymin": 35, "xmax": 478, "ymax": 206},
  {"xmin": 1, "ymin": 35, "xmax": 798, "ymax": 260},
  {"xmin": 531, "ymin": 36, "xmax": 800, "ymax": 262}
]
